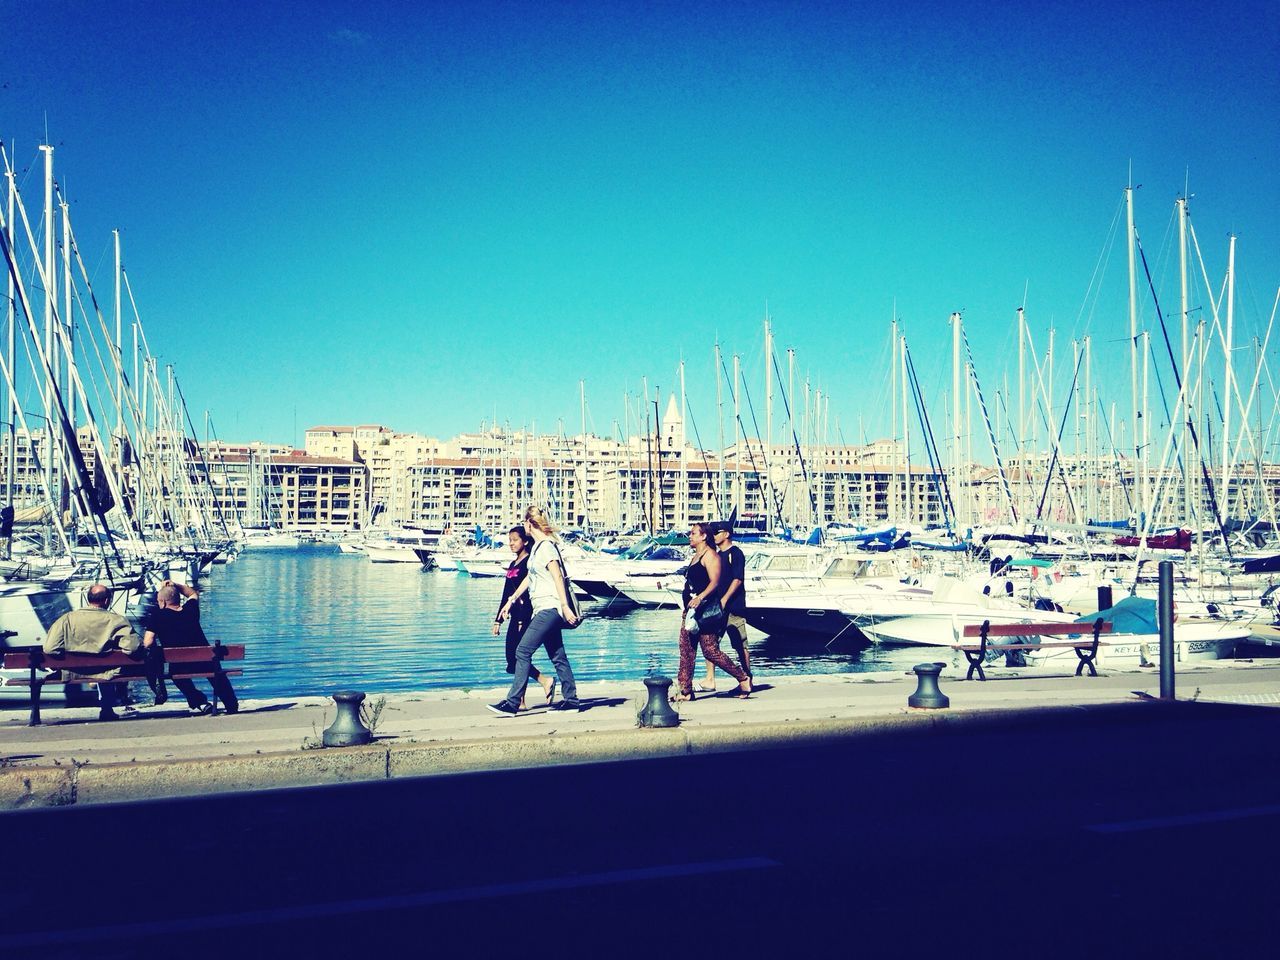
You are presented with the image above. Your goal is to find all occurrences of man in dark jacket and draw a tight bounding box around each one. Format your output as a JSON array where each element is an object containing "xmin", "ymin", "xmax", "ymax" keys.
[
  {"xmin": 714, "ymin": 524, "xmax": 752, "ymax": 679},
  {"xmin": 143, "ymin": 580, "xmax": 238, "ymax": 715}
]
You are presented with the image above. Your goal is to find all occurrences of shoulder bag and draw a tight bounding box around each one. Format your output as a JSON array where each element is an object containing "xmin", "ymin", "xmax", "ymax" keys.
[{"xmin": 548, "ymin": 542, "xmax": 584, "ymax": 628}]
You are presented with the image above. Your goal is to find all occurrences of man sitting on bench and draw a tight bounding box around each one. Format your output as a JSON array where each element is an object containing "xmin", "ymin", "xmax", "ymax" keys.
[
  {"xmin": 43, "ymin": 583, "xmax": 141, "ymax": 722},
  {"xmin": 144, "ymin": 580, "xmax": 239, "ymax": 716}
]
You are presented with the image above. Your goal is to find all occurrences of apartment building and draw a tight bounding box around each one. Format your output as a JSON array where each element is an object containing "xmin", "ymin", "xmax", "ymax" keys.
[{"xmin": 204, "ymin": 450, "xmax": 366, "ymax": 531}]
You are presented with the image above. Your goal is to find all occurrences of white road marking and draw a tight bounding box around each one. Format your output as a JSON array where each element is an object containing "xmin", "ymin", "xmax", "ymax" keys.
[
  {"xmin": 1086, "ymin": 804, "xmax": 1280, "ymax": 834},
  {"xmin": 0, "ymin": 856, "xmax": 780, "ymax": 948}
]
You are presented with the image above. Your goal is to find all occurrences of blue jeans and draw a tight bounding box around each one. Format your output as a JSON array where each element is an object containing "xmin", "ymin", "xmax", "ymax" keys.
[{"xmin": 503, "ymin": 609, "xmax": 578, "ymax": 706}]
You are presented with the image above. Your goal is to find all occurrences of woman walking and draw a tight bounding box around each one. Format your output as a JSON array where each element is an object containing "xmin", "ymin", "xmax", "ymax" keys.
[
  {"xmin": 492, "ymin": 525, "xmax": 556, "ymax": 710},
  {"xmin": 488, "ymin": 506, "xmax": 582, "ymax": 716},
  {"xmin": 674, "ymin": 522, "xmax": 751, "ymax": 702}
]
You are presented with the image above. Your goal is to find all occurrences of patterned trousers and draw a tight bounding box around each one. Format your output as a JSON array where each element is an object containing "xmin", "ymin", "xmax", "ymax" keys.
[{"xmin": 677, "ymin": 626, "xmax": 746, "ymax": 694}]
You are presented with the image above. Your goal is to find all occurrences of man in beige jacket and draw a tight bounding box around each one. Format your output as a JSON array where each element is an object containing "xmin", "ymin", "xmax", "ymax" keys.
[{"xmin": 43, "ymin": 583, "xmax": 140, "ymax": 721}]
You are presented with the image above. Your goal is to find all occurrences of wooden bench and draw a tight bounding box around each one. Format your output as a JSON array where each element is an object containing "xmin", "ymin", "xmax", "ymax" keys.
[
  {"xmin": 952, "ymin": 621, "xmax": 1112, "ymax": 681},
  {"xmin": 2, "ymin": 644, "xmax": 245, "ymax": 726}
]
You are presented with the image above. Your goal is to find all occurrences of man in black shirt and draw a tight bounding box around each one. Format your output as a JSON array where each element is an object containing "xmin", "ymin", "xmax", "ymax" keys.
[
  {"xmin": 714, "ymin": 523, "xmax": 752, "ymax": 679},
  {"xmin": 143, "ymin": 580, "xmax": 239, "ymax": 715}
]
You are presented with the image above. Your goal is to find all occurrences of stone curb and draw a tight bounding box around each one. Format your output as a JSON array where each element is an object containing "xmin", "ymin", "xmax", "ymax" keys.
[{"xmin": 0, "ymin": 698, "xmax": 1175, "ymax": 810}]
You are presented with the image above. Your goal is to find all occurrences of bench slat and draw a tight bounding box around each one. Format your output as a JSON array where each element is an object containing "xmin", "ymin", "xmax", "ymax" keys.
[
  {"xmin": 3, "ymin": 669, "xmax": 243, "ymax": 687},
  {"xmin": 3, "ymin": 645, "xmax": 245, "ymax": 670},
  {"xmin": 960, "ymin": 622, "xmax": 1113, "ymax": 638},
  {"xmin": 952, "ymin": 641, "xmax": 1108, "ymax": 651}
]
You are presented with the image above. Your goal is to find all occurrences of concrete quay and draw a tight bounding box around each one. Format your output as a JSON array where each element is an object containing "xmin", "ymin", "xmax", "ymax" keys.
[{"xmin": 3, "ymin": 659, "xmax": 1279, "ymax": 809}]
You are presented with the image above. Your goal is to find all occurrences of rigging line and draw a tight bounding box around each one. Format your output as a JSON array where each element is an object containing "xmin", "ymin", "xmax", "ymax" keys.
[
  {"xmin": 768, "ymin": 346, "xmax": 819, "ymax": 527},
  {"xmin": 1135, "ymin": 233, "xmax": 1230, "ymax": 555},
  {"xmin": 2, "ymin": 194, "xmax": 113, "ymax": 556},
  {"xmin": 681, "ymin": 396, "xmax": 724, "ymax": 519},
  {"xmin": 904, "ymin": 343, "xmax": 955, "ymax": 536},
  {"xmin": 72, "ymin": 282, "xmax": 146, "ymax": 540},
  {"xmin": 717, "ymin": 352, "xmax": 783, "ymax": 532},
  {"xmin": 960, "ymin": 327, "xmax": 1017, "ymax": 523},
  {"xmin": 1034, "ymin": 349, "xmax": 1084, "ymax": 524},
  {"xmin": 723, "ymin": 353, "xmax": 785, "ymax": 531},
  {"xmin": 1072, "ymin": 195, "xmax": 1125, "ymax": 340},
  {"xmin": 1134, "ymin": 235, "xmax": 1182, "ymax": 448}
]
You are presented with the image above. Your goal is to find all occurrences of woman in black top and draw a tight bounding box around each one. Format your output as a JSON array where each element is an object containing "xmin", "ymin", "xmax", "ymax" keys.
[
  {"xmin": 492, "ymin": 525, "xmax": 556, "ymax": 709},
  {"xmin": 674, "ymin": 522, "xmax": 750, "ymax": 701}
]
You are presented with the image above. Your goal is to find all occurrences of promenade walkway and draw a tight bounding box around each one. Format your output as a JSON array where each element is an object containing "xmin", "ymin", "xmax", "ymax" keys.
[{"xmin": 4, "ymin": 658, "xmax": 1279, "ymax": 808}]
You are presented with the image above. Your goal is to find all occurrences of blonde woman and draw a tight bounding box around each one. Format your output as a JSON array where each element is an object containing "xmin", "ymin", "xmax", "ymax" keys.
[{"xmin": 488, "ymin": 506, "xmax": 582, "ymax": 716}]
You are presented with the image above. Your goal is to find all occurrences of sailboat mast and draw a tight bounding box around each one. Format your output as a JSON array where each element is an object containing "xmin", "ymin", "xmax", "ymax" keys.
[
  {"xmin": 1126, "ymin": 183, "xmax": 1140, "ymax": 526},
  {"xmin": 1146, "ymin": 330, "xmax": 1157, "ymax": 537},
  {"xmin": 1084, "ymin": 336, "xmax": 1093, "ymax": 522},
  {"xmin": 950, "ymin": 312, "xmax": 962, "ymax": 532},
  {"xmin": 901, "ymin": 332, "xmax": 911, "ymax": 523},
  {"xmin": 764, "ymin": 313, "xmax": 772, "ymax": 523},
  {"xmin": 891, "ymin": 318, "xmax": 898, "ymax": 522},
  {"xmin": 4, "ymin": 153, "xmax": 14, "ymax": 522},
  {"xmin": 679, "ymin": 359, "xmax": 687, "ymax": 526},
  {"xmin": 1221, "ymin": 234, "xmax": 1236, "ymax": 513},
  {"xmin": 1178, "ymin": 197, "xmax": 1192, "ymax": 526},
  {"xmin": 787, "ymin": 346, "xmax": 795, "ymax": 528},
  {"xmin": 40, "ymin": 144, "xmax": 57, "ymax": 520},
  {"xmin": 733, "ymin": 354, "xmax": 742, "ymax": 520},
  {"xmin": 61, "ymin": 194, "xmax": 73, "ymax": 453},
  {"xmin": 715, "ymin": 341, "xmax": 724, "ymax": 516},
  {"xmin": 1018, "ymin": 307, "xmax": 1025, "ymax": 517},
  {"xmin": 112, "ymin": 230, "xmax": 123, "ymax": 444}
]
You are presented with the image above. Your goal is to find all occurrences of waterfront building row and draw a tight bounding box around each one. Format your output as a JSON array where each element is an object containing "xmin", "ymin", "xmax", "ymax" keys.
[{"xmin": 5, "ymin": 421, "xmax": 1279, "ymax": 537}]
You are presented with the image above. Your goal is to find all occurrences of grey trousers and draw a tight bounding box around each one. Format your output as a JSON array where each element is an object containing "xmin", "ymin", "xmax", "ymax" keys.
[{"xmin": 503, "ymin": 609, "xmax": 578, "ymax": 706}]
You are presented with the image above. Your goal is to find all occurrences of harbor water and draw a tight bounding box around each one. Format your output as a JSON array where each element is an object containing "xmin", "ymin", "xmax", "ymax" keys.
[{"xmin": 200, "ymin": 545, "xmax": 928, "ymax": 699}]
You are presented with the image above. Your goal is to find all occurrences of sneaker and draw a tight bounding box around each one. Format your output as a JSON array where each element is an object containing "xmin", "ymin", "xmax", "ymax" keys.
[
  {"xmin": 550, "ymin": 699, "xmax": 583, "ymax": 712},
  {"xmin": 486, "ymin": 701, "xmax": 519, "ymax": 717},
  {"xmin": 190, "ymin": 703, "xmax": 214, "ymax": 716}
]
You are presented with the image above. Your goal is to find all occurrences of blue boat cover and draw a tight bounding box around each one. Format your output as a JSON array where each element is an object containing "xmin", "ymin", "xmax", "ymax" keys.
[
  {"xmin": 1242, "ymin": 554, "xmax": 1280, "ymax": 574},
  {"xmin": 1075, "ymin": 595, "xmax": 1157, "ymax": 634}
]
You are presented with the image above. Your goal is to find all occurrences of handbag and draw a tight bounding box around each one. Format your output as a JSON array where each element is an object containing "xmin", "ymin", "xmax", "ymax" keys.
[
  {"xmin": 694, "ymin": 599, "xmax": 725, "ymax": 634},
  {"xmin": 549, "ymin": 542, "xmax": 584, "ymax": 628}
]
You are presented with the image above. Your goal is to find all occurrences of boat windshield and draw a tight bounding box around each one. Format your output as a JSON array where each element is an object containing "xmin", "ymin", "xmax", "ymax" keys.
[{"xmin": 822, "ymin": 557, "xmax": 870, "ymax": 579}]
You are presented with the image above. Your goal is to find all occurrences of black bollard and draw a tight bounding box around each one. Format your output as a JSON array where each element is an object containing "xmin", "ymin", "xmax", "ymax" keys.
[
  {"xmin": 1158, "ymin": 560, "xmax": 1175, "ymax": 700},
  {"xmin": 638, "ymin": 675, "xmax": 680, "ymax": 728},
  {"xmin": 908, "ymin": 662, "xmax": 950, "ymax": 709},
  {"xmin": 323, "ymin": 690, "xmax": 373, "ymax": 747}
]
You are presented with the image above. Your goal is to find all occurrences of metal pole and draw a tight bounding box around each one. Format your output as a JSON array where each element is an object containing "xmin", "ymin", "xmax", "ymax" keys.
[{"xmin": 1158, "ymin": 559, "xmax": 1175, "ymax": 700}]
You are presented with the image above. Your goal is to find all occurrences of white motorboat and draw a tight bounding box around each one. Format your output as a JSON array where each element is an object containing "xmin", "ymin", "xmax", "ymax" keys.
[
  {"xmin": 455, "ymin": 549, "xmax": 512, "ymax": 578},
  {"xmin": 854, "ymin": 576, "xmax": 1066, "ymax": 647},
  {"xmin": 744, "ymin": 556, "xmax": 921, "ymax": 640}
]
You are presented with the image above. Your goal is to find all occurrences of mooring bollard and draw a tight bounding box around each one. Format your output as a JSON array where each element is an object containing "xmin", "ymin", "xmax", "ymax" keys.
[
  {"xmin": 638, "ymin": 675, "xmax": 680, "ymax": 728},
  {"xmin": 323, "ymin": 690, "xmax": 373, "ymax": 747},
  {"xmin": 908, "ymin": 662, "xmax": 950, "ymax": 709}
]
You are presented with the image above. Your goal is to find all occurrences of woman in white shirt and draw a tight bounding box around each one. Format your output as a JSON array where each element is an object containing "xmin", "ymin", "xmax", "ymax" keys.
[{"xmin": 488, "ymin": 505, "xmax": 582, "ymax": 716}]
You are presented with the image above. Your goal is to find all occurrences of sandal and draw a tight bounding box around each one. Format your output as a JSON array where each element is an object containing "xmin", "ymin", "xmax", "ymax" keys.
[
  {"xmin": 694, "ymin": 683, "xmax": 717, "ymax": 693},
  {"xmin": 735, "ymin": 678, "xmax": 752, "ymax": 699},
  {"xmin": 544, "ymin": 678, "xmax": 558, "ymax": 705},
  {"xmin": 671, "ymin": 690, "xmax": 694, "ymax": 703}
]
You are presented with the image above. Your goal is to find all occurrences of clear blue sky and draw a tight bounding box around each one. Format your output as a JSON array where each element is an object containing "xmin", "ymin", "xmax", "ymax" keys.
[{"xmin": 4, "ymin": 0, "xmax": 1277, "ymax": 453}]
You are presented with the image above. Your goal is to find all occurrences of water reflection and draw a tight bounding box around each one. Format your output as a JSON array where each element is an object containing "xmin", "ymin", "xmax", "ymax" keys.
[{"xmin": 201, "ymin": 546, "xmax": 927, "ymax": 698}]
